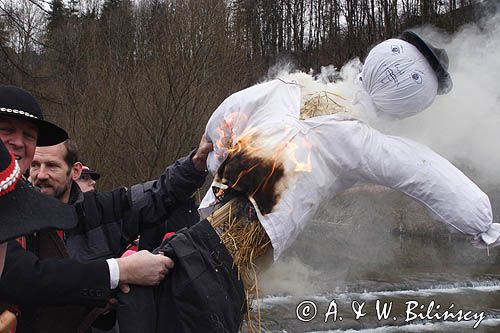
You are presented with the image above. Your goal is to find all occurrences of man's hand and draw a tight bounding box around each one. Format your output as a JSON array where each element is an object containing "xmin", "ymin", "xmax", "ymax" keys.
[
  {"xmin": 192, "ymin": 134, "xmax": 213, "ymax": 172},
  {"xmin": 116, "ymin": 250, "xmax": 174, "ymax": 293}
]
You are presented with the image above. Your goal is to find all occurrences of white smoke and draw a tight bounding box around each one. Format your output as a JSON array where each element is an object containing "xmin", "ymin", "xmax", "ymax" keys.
[
  {"xmin": 370, "ymin": 13, "xmax": 500, "ymax": 186},
  {"xmin": 258, "ymin": 257, "xmax": 321, "ymax": 296}
]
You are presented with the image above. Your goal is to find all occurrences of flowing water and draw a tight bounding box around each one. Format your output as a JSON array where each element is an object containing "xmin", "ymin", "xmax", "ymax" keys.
[{"xmin": 255, "ymin": 185, "xmax": 500, "ymax": 332}]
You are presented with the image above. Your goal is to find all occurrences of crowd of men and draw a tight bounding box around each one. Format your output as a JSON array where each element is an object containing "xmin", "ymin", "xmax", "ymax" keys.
[{"xmin": 0, "ymin": 85, "xmax": 213, "ymax": 332}]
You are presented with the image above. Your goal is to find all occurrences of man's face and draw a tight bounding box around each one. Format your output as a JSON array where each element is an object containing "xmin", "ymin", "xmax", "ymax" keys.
[
  {"xmin": 30, "ymin": 144, "xmax": 80, "ymax": 203},
  {"xmin": 0, "ymin": 116, "xmax": 38, "ymax": 174},
  {"xmin": 76, "ymin": 174, "xmax": 96, "ymax": 192}
]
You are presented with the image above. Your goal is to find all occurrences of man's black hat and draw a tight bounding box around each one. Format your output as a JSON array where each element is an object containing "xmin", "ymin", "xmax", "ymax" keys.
[
  {"xmin": 0, "ymin": 139, "xmax": 77, "ymax": 243},
  {"xmin": 0, "ymin": 85, "xmax": 68, "ymax": 146},
  {"xmin": 81, "ymin": 165, "xmax": 101, "ymax": 181},
  {"xmin": 400, "ymin": 30, "xmax": 453, "ymax": 95}
]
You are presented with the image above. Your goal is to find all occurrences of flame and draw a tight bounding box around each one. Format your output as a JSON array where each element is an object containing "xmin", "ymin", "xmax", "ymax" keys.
[
  {"xmin": 214, "ymin": 120, "xmax": 235, "ymax": 153},
  {"xmin": 287, "ymin": 137, "xmax": 313, "ymax": 173},
  {"xmin": 231, "ymin": 163, "xmax": 259, "ymax": 190},
  {"xmin": 226, "ymin": 136, "xmax": 273, "ymax": 194},
  {"xmin": 219, "ymin": 128, "xmax": 314, "ymax": 187},
  {"xmin": 214, "ymin": 117, "xmax": 314, "ymax": 214},
  {"xmin": 213, "ymin": 112, "xmax": 250, "ymax": 151}
]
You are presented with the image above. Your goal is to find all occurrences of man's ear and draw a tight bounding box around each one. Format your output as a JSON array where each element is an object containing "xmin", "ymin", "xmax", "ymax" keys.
[{"xmin": 72, "ymin": 162, "xmax": 83, "ymax": 181}]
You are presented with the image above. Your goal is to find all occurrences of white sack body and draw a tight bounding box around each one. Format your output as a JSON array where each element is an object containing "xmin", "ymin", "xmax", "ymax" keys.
[{"xmin": 200, "ymin": 79, "xmax": 497, "ymax": 261}]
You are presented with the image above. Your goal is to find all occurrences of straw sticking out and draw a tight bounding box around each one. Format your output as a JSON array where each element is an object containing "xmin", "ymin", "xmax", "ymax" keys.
[{"xmin": 300, "ymin": 91, "xmax": 347, "ymax": 119}]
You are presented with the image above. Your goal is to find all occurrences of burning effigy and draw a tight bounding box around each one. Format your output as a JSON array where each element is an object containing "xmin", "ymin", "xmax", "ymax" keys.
[{"xmin": 198, "ymin": 32, "xmax": 500, "ymax": 329}]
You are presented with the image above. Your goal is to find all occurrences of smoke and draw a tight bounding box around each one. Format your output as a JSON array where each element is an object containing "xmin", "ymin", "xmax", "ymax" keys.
[
  {"xmin": 370, "ymin": 12, "xmax": 500, "ymax": 187},
  {"xmin": 258, "ymin": 257, "xmax": 321, "ymax": 296}
]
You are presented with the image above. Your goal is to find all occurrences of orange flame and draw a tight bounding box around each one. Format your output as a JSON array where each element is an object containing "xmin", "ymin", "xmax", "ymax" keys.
[
  {"xmin": 214, "ymin": 116, "xmax": 314, "ymax": 213},
  {"xmin": 287, "ymin": 137, "xmax": 313, "ymax": 173},
  {"xmin": 213, "ymin": 112, "xmax": 250, "ymax": 151}
]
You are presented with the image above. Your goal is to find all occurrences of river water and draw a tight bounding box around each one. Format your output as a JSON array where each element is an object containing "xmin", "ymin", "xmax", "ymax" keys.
[{"xmin": 253, "ymin": 185, "xmax": 500, "ymax": 332}]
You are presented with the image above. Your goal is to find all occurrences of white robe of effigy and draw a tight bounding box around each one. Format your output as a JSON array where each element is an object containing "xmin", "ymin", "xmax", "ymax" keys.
[{"xmin": 199, "ymin": 78, "xmax": 499, "ymax": 261}]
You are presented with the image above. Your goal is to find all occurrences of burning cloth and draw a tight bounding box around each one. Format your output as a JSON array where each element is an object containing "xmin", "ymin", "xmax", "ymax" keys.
[{"xmin": 199, "ymin": 78, "xmax": 499, "ymax": 261}]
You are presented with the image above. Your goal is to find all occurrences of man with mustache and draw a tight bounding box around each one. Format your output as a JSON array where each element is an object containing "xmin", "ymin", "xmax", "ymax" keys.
[{"xmin": 31, "ymin": 140, "xmax": 82, "ymax": 202}]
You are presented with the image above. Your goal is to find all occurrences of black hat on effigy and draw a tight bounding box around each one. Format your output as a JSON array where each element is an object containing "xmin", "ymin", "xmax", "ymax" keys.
[
  {"xmin": 0, "ymin": 86, "xmax": 68, "ymax": 146},
  {"xmin": 400, "ymin": 30, "xmax": 453, "ymax": 95},
  {"xmin": 0, "ymin": 139, "xmax": 77, "ymax": 243}
]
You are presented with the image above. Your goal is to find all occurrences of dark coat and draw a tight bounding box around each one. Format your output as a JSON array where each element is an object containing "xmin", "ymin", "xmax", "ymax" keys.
[
  {"xmin": 0, "ymin": 236, "xmax": 110, "ymax": 333},
  {"xmin": 0, "ymin": 152, "xmax": 207, "ymax": 332},
  {"xmin": 138, "ymin": 199, "xmax": 200, "ymax": 252},
  {"xmin": 116, "ymin": 219, "xmax": 246, "ymax": 333}
]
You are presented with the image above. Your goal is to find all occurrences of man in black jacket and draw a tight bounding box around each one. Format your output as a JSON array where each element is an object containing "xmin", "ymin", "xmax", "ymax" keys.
[{"xmin": 0, "ymin": 85, "xmax": 209, "ymax": 331}]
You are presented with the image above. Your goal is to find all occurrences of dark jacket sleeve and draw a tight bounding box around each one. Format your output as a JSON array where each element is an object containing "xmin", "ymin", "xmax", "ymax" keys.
[
  {"xmin": 129, "ymin": 151, "xmax": 207, "ymax": 223},
  {"xmin": 121, "ymin": 151, "xmax": 207, "ymax": 247},
  {"xmin": 0, "ymin": 240, "xmax": 111, "ymax": 307},
  {"xmin": 67, "ymin": 151, "xmax": 207, "ymax": 260},
  {"xmin": 138, "ymin": 197, "xmax": 201, "ymax": 252}
]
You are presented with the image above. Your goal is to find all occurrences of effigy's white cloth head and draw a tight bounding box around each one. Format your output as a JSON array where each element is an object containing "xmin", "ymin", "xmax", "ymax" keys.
[
  {"xmin": 360, "ymin": 39, "xmax": 438, "ymax": 120},
  {"xmin": 200, "ymin": 79, "xmax": 497, "ymax": 261}
]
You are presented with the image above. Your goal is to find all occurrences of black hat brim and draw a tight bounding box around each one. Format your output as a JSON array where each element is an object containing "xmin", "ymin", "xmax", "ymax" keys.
[
  {"xmin": 0, "ymin": 180, "xmax": 77, "ymax": 243},
  {"xmin": 82, "ymin": 170, "xmax": 101, "ymax": 181},
  {"xmin": 0, "ymin": 112, "xmax": 68, "ymax": 146},
  {"xmin": 400, "ymin": 30, "xmax": 453, "ymax": 95},
  {"xmin": 36, "ymin": 119, "xmax": 68, "ymax": 146}
]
